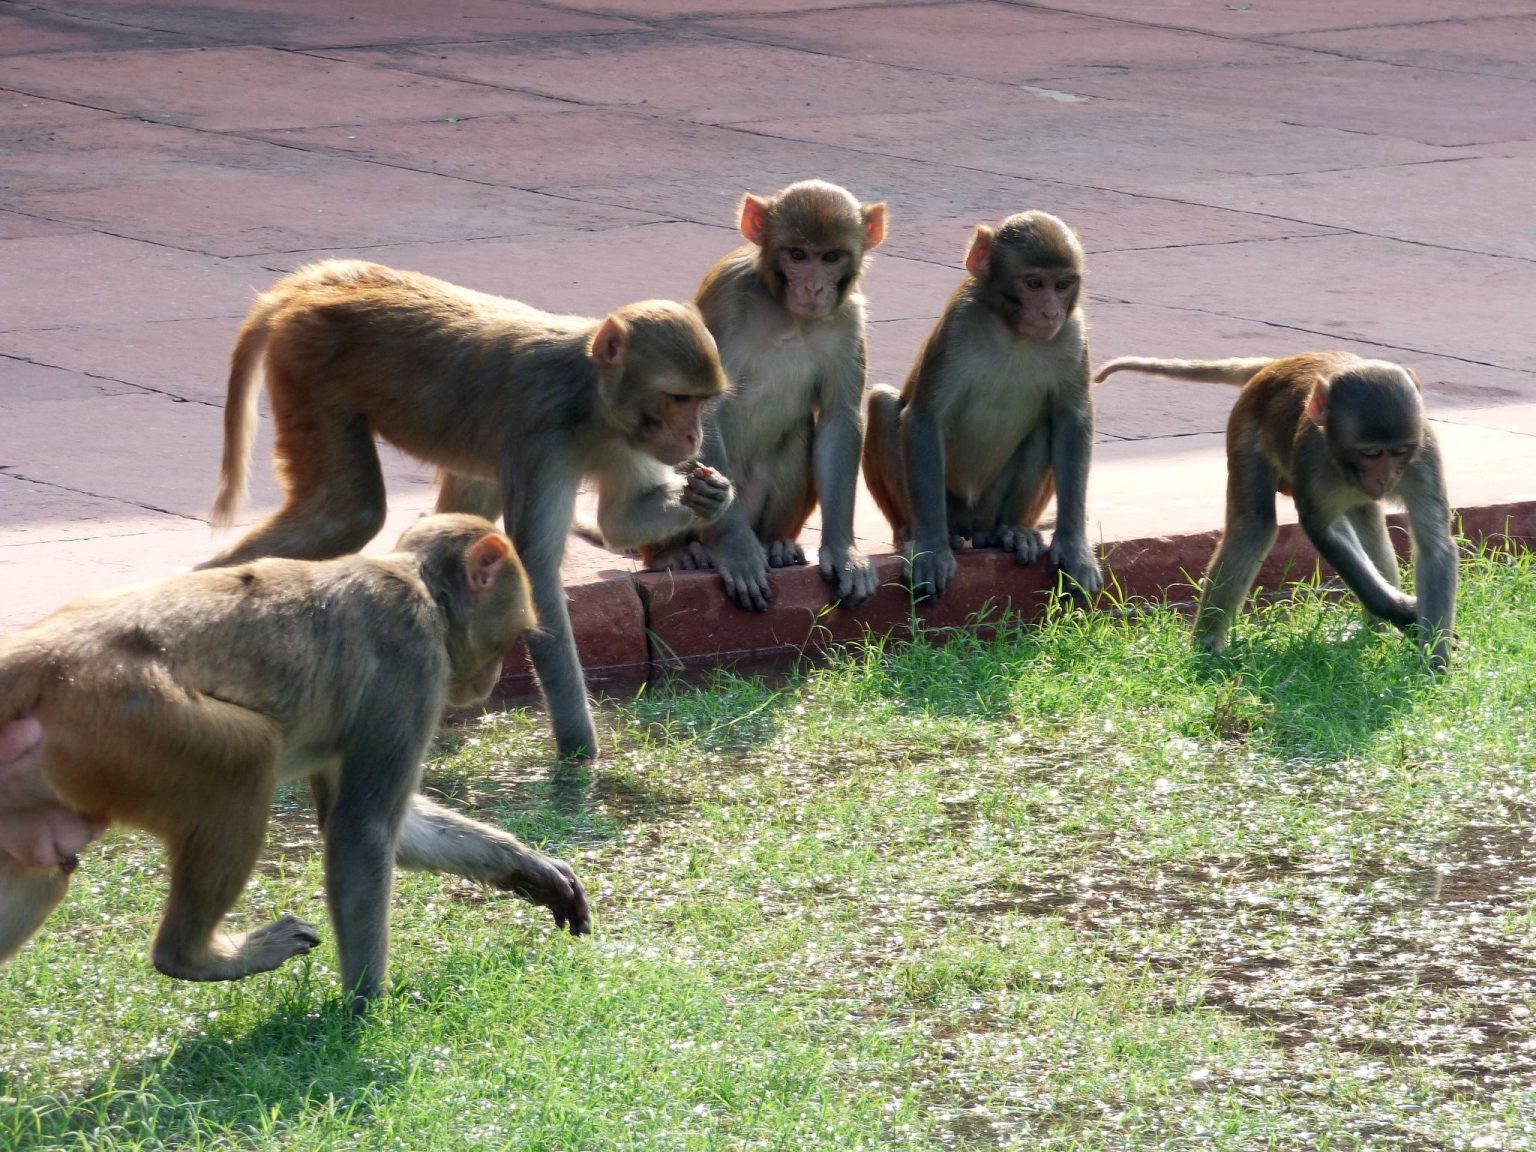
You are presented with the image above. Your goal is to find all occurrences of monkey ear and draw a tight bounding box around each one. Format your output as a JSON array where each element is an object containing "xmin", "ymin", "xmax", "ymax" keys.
[
  {"xmin": 863, "ymin": 202, "xmax": 889, "ymax": 249},
  {"xmin": 964, "ymin": 226, "xmax": 995, "ymax": 277},
  {"xmin": 739, "ymin": 195, "xmax": 772, "ymax": 247},
  {"xmin": 1304, "ymin": 380, "xmax": 1330, "ymax": 427},
  {"xmin": 591, "ymin": 315, "xmax": 630, "ymax": 370},
  {"xmin": 465, "ymin": 534, "xmax": 511, "ymax": 593},
  {"xmin": 1404, "ymin": 366, "xmax": 1423, "ymax": 392}
]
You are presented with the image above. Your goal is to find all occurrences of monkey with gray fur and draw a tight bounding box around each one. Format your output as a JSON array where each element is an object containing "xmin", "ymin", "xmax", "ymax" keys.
[
  {"xmin": 202, "ymin": 260, "xmax": 732, "ymax": 761},
  {"xmin": 1094, "ymin": 352, "xmax": 1457, "ymax": 669},
  {"xmin": 863, "ymin": 210, "xmax": 1103, "ymax": 600},
  {"xmin": 0, "ymin": 514, "xmax": 590, "ymax": 1011}
]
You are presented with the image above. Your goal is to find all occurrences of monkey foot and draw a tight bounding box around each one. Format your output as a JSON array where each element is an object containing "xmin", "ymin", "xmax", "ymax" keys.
[
  {"xmin": 998, "ymin": 526, "xmax": 1046, "ymax": 565},
  {"xmin": 155, "ymin": 914, "xmax": 321, "ymax": 982},
  {"xmin": 650, "ymin": 541, "xmax": 715, "ymax": 572},
  {"xmin": 766, "ymin": 540, "xmax": 806, "ymax": 568}
]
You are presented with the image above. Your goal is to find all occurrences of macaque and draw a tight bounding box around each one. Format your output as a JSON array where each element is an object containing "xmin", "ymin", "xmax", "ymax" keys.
[
  {"xmin": 863, "ymin": 211, "xmax": 1102, "ymax": 600},
  {"xmin": 643, "ymin": 180, "xmax": 887, "ymax": 611},
  {"xmin": 0, "ymin": 514, "xmax": 590, "ymax": 1010},
  {"xmin": 1094, "ymin": 352, "xmax": 1457, "ymax": 669},
  {"xmin": 200, "ymin": 260, "xmax": 732, "ymax": 760}
]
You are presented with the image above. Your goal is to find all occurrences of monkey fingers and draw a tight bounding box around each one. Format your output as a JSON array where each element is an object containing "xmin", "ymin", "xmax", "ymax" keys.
[
  {"xmin": 715, "ymin": 539, "xmax": 773, "ymax": 611},
  {"xmin": 494, "ymin": 854, "xmax": 592, "ymax": 937},
  {"xmin": 997, "ymin": 526, "xmax": 1046, "ymax": 565},
  {"xmin": 1049, "ymin": 539, "xmax": 1103, "ymax": 596},
  {"xmin": 820, "ymin": 545, "xmax": 878, "ymax": 607},
  {"xmin": 681, "ymin": 467, "xmax": 733, "ymax": 525},
  {"xmin": 765, "ymin": 539, "xmax": 807, "ymax": 568},
  {"xmin": 907, "ymin": 542, "xmax": 957, "ymax": 602}
]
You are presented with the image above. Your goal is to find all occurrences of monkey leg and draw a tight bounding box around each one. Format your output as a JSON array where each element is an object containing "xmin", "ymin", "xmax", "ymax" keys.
[
  {"xmin": 152, "ymin": 794, "xmax": 317, "ymax": 982},
  {"xmin": 435, "ymin": 472, "xmax": 503, "ymax": 522},
  {"xmin": 1344, "ymin": 505, "xmax": 1404, "ymax": 632},
  {"xmin": 974, "ymin": 427, "xmax": 1053, "ymax": 564},
  {"xmin": 861, "ymin": 386, "xmax": 911, "ymax": 548},
  {"xmin": 201, "ymin": 403, "xmax": 386, "ymax": 568},
  {"xmin": 1196, "ymin": 457, "xmax": 1279, "ymax": 654},
  {"xmin": 0, "ymin": 862, "xmax": 71, "ymax": 965},
  {"xmin": 396, "ymin": 796, "xmax": 591, "ymax": 935}
]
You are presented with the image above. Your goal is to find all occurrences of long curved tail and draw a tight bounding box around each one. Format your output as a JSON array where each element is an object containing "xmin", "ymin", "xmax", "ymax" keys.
[
  {"xmin": 208, "ymin": 304, "xmax": 277, "ymax": 528},
  {"xmin": 1093, "ymin": 356, "xmax": 1275, "ymax": 386}
]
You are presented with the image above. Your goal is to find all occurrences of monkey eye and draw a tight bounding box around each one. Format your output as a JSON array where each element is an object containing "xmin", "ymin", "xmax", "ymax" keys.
[
  {"xmin": 821, "ymin": 250, "xmax": 843, "ymax": 264},
  {"xmin": 665, "ymin": 393, "xmax": 694, "ymax": 406},
  {"xmin": 1024, "ymin": 277, "xmax": 1045, "ymax": 291},
  {"xmin": 1056, "ymin": 278, "xmax": 1079, "ymax": 292},
  {"xmin": 1390, "ymin": 446, "xmax": 1413, "ymax": 457},
  {"xmin": 787, "ymin": 247, "xmax": 808, "ymax": 262},
  {"xmin": 1358, "ymin": 448, "xmax": 1384, "ymax": 460}
]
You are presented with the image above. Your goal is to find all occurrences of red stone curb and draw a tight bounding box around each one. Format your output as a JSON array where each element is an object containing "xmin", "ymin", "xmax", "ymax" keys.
[{"xmin": 494, "ymin": 499, "xmax": 1536, "ymax": 698}]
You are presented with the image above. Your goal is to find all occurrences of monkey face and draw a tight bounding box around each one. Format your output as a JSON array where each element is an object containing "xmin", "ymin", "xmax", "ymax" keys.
[
  {"xmin": 637, "ymin": 390, "xmax": 712, "ymax": 466},
  {"xmin": 999, "ymin": 268, "xmax": 1079, "ymax": 341},
  {"xmin": 1345, "ymin": 443, "xmax": 1416, "ymax": 499},
  {"xmin": 775, "ymin": 244, "xmax": 854, "ymax": 320}
]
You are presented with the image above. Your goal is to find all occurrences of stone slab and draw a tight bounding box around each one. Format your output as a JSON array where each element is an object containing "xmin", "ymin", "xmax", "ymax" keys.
[
  {"xmin": 14, "ymin": 0, "xmax": 640, "ymax": 49},
  {"xmin": 704, "ymin": 2, "xmax": 1316, "ymax": 79},
  {"xmin": 0, "ymin": 46, "xmax": 567, "ymax": 132},
  {"xmin": 1015, "ymin": 1, "xmax": 1534, "ymax": 37},
  {"xmin": 0, "ymin": 121, "xmax": 662, "ymax": 259},
  {"xmin": 1273, "ymin": 14, "xmax": 1536, "ymax": 82}
]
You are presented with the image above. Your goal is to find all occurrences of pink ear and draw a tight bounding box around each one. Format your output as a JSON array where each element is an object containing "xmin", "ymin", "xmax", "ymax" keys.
[
  {"xmin": 1404, "ymin": 366, "xmax": 1423, "ymax": 392},
  {"xmin": 466, "ymin": 534, "xmax": 510, "ymax": 592},
  {"xmin": 591, "ymin": 315, "xmax": 629, "ymax": 369},
  {"xmin": 1305, "ymin": 380, "xmax": 1330, "ymax": 426},
  {"xmin": 964, "ymin": 226, "xmax": 994, "ymax": 277},
  {"xmin": 739, "ymin": 194, "xmax": 771, "ymax": 246},
  {"xmin": 863, "ymin": 202, "xmax": 888, "ymax": 249}
]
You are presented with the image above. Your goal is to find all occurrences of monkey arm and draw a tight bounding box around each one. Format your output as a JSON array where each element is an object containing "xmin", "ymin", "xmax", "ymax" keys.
[
  {"xmin": 1046, "ymin": 392, "xmax": 1103, "ymax": 594},
  {"xmin": 899, "ymin": 402, "xmax": 957, "ymax": 598},
  {"xmin": 1398, "ymin": 450, "xmax": 1459, "ymax": 671},
  {"xmin": 1298, "ymin": 501, "xmax": 1417, "ymax": 630},
  {"xmin": 812, "ymin": 370, "xmax": 876, "ymax": 606},
  {"xmin": 695, "ymin": 418, "xmax": 773, "ymax": 612},
  {"xmin": 593, "ymin": 458, "xmax": 730, "ymax": 552}
]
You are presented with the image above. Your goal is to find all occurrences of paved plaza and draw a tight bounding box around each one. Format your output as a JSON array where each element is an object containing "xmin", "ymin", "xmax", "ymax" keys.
[{"xmin": 1, "ymin": 0, "xmax": 1533, "ymax": 681}]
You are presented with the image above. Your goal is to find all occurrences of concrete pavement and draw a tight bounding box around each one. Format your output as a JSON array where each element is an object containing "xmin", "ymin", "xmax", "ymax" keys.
[{"xmin": 1, "ymin": 0, "xmax": 1533, "ymax": 691}]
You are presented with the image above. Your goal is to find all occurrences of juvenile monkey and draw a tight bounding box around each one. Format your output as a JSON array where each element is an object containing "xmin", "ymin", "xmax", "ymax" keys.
[
  {"xmin": 863, "ymin": 211, "xmax": 1102, "ymax": 600},
  {"xmin": 0, "ymin": 514, "xmax": 590, "ymax": 1009},
  {"xmin": 201, "ymin": 260, "xmax": 732, "ymax": 760},
  {"xmin": 1094, "ymin": 352, "xmax": 1457, "ymax": 669},
  {"xmin": 644, "ymin": 180, "xmax": 887, "ymax": 611}
]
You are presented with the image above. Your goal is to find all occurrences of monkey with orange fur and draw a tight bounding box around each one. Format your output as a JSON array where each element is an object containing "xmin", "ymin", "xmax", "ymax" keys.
[
  {"xmin": 643, "ymin": 180, "xmax": 886, "ymax": 611},
  {"xmin": 1095, "ymin": 352, "xmax": 1457, "ymax": 669},
  {"xmin": 200, "ymin": 260, "xmax": 732, "ymax": 760},
  {"xmin": 863, "ymin": 211, "xmax": 1103, "ymax": 600},
  {"xmin": 0, "ymin": 514, "xmax": 589, "ymax": 1011}
]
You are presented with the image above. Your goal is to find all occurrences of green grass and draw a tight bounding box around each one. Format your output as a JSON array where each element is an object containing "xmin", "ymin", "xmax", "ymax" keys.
[{"xmin": 3, "ymin": 547, "xmax": 1534, "ymax": 1150}]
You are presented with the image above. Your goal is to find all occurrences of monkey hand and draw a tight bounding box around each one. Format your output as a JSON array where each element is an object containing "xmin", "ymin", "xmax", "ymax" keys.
[
  {"xmin": 820, "ymin": 544, "xmax": 878, "ymax": 607},
  {"xmin": 714, "ymin": 534, "xmax": 773, "ymax": 612},
  {"xmin": 681, "ymin": 465, "xmax": 733, "ymax": 526},
  {"xmin": 496, "ymin": 852, "xmax": 592, "ymax": 936},
  {"xmin": 1050, "ymin": 537, "xmax": 1103, "ymax": 596},
  {"xmin": 906, "ymin": 539, "xmax": 956, "ymax": 601}
]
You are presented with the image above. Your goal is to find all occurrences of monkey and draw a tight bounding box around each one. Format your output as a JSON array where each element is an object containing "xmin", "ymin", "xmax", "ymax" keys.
[
  {"xmin": 1093, "ymin": 352, "xmax": 1457, "ymax": 669},
  {"xmin": 862, "ymin": 211, "xmax": 1103, "ymax": 601},
  {"xmin": 640, "ymin": 180, "xmax": 887, "ymax": 612},
  {"xmin": 0, "ymin": 513, "xmax": 591, "ymax": 1010},
  {"xmin": 199, "ymin": 260, "xmax": 732, "ymax": 761}
]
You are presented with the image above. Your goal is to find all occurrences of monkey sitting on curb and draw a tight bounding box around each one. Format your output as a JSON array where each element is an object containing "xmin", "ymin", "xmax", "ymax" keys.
[{"xmin": 0, "ymin": 513, "xmax": 590, "ymax": 1011}]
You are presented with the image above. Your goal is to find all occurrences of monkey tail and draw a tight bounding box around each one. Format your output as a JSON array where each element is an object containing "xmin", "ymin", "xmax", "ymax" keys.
[
  {"xmin": 209, "ymin": 310, "xmax": 275, "ymax": 528},
  {"xmin": 1093, "ymin": 356, "xmax": 1275, "ymax": 386}
]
